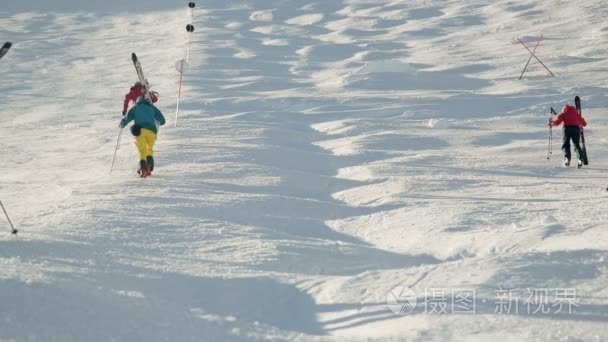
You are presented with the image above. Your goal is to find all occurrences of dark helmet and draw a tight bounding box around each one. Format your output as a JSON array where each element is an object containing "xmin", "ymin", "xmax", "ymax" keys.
[{"xmin": 134, "ymin": 81, "xmax": 143, "ymax": 88}]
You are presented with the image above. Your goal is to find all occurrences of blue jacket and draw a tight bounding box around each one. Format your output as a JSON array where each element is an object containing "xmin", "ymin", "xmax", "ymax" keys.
[{"xmin": 120, "ymin": 99, "xmax": 166, "ymax": 134}]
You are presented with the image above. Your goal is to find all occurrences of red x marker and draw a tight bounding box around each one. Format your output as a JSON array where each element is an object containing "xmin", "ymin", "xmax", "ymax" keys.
[{"xmin": 517, "ymin": 34, "xmax": 554, "ymax": 78}]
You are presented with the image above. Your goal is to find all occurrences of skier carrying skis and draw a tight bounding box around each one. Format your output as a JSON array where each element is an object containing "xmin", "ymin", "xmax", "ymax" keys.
[
  {"xmin": 120, "ymin": 94, "xmax": 166, "ymax": 177},
  {"xmin": 122, "ymin": 81, "xmax": 158, "ymax": 116},
  {"xmin": 550, "ymin": 103, "xmax": 587, "ymax": 168}
]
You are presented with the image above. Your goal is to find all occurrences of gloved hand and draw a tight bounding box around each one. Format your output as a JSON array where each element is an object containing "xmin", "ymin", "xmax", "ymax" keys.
[{"xmin": 150, "ymin": 90, "xmax": 159, "ymax": 103}]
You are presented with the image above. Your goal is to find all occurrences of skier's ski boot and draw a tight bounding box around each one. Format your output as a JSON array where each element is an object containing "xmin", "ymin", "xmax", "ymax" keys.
[
  {"xmin": 563, "ymin": 158, "xmax": 570, "ymax": 167},
  {"xmin": 577, "ymin": 159, "xmax": 583, "ymax": 169},
  {"xmin": 146, "ymin": 156, "xmax": 154, "ymax": 175},
  {"xmin": 138, "ymin": 160, "xmax": 149, "ymax": 178}
]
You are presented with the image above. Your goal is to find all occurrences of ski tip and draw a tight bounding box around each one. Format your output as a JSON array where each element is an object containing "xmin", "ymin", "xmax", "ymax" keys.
[
  {"xmin": 3, "ymin": 42, "xmax": 12, "ymax": 49},
  {"xmin": 131, "ymin": 52, "xmax": 137, "ymax": 61},
  {"xmin": 574, "ymin": 96, "xmax": 581, "ymax": 111}
]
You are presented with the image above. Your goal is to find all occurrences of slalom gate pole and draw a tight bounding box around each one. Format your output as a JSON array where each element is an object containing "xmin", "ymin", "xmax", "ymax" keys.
[
  {"xmin": 186, "ymin": 24, "xmax": 193, "ymax": 62},
  {"xmin": 175, "ymin": 59, "xmax": 185, "ymax": 127},
  {"xmin": 186, "ymin": 28, "xmax": 192, "ymax": 62},
  {"xmin": 186, "ymin": 2, "xmax": 196, "ymax": 63},
  {"xmin": 0, "ymin": 200, "xmax": 18, "ymax": 235},
  {"xmin": 188, "ymin": 2, "xmax": 196, "ymax": 23},
  {"xmin": 110, "ymin": 127, "xmax": 123, "ymax": 174},
  {"xmin": 175, "ymin": 5, "xmax": 196, "ymax": 127}
]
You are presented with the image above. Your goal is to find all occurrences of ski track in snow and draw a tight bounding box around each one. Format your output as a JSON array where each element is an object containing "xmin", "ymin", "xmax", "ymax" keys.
[{"xmin": 1, "ymin": 0, "xmax": 608, "ymax": 340}]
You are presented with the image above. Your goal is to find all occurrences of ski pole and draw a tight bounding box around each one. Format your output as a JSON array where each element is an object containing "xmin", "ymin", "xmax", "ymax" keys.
[
  {"xmin": 547, "ymin": 107, "xmax": 556, "ymax": 159},
  {"xmin": 175, "ymin": 23, "xmax": 195, "ymax": 127},
  {"xmin": 110, "ymin": 127, "xmax": 123, "ymax": 174},
  {"xmin": 550, "ymin": 125, "xmax": 552, "ymax": 156},
  {"xmin": 549, "ymin": 122, "xmax": 553, "ymax": 158},
  {"xmin": 549, "ymin": 107, "xmax": 557, "ymax": 155},
  {"xmin": 0, "ymin": 200, "xmax": 18, "ymax": 235},
  {"xmin": 547, "ymin": 119, "xmax": 552, "ymax": 159}
]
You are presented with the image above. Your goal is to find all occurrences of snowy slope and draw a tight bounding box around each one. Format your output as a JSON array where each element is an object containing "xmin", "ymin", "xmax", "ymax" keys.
[{"xmin": 1, "ymin": 0, "xmax": 608, "ymax": 340}]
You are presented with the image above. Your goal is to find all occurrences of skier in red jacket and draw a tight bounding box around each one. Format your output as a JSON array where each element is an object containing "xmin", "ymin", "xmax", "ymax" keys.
[
  {"xmin": 551, "ymin": 104, "xmax": 587, "ymax": 167},
  {"xmin": 122, "ymin": 82, "xmax": 158, "ymax": 115}
]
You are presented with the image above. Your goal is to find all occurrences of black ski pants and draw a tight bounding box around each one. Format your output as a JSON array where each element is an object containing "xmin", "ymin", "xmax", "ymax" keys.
[{"xmin": 562, "ymin": 125, "xmax": 584, "ymax": 161}]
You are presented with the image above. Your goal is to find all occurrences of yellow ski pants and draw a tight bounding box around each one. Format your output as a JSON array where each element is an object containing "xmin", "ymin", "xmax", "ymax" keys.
[{"xmin": 135, "ymin": 128, "xmax": 156, "ymax": 161}]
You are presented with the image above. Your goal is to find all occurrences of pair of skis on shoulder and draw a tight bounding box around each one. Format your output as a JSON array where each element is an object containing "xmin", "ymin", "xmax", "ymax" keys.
[{"xmin": 131, "ymin": 52, "xmax": 153, "ymax": 99}]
